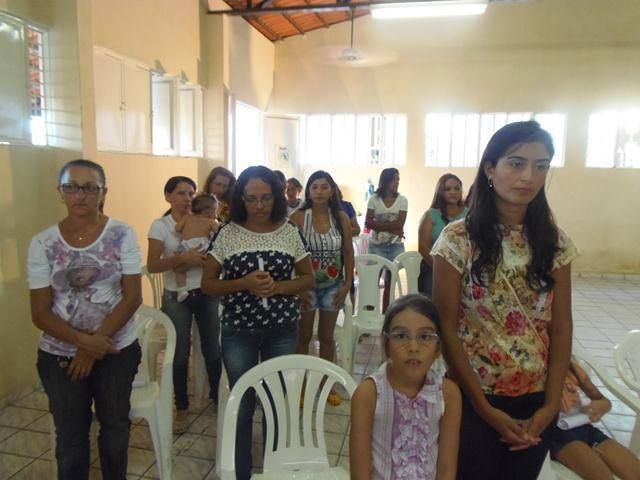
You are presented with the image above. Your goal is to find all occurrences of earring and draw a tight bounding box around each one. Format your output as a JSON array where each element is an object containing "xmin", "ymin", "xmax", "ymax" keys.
[{"xmin": 488, "ymin": 177, "xmax": 494, "ymax": 189}]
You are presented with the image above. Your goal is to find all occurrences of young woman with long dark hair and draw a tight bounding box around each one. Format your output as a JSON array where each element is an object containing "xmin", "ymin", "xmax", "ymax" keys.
[
  {"xmin": 291, "ymin": 171, "xmax": 354, "ymax": 405},
  {"xmin": 147, "ymin": 176, "xmax": 222, "ymax": 433},
  {"xmin": 365, "ymin": 167, "xmax": 408, "ymax": 311},
  {"xmin": 432, "ymin": 121, "xmax": 578, "ymax": 480},
  {"xmin": 418, "ymin": 174, "xmax": 467, "ymax": 297}
]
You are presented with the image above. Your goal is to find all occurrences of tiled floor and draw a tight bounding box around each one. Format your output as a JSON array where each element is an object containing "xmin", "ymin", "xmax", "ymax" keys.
[{"xmin": 1, "ymin": 275, "xmax": 639, "ymax": 479}]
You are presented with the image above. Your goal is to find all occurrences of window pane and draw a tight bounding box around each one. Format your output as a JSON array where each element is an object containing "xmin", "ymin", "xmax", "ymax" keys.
[
  {"xmin": 331, "ymin": 114, "xmax": 355, "ymax": 165},
  {"xmin": 425, "ymin": 113, "xmax": 452, "ymax": 167},
  {"xmin": 586, "ymin": 112, "xmax": 617, "ymax": 168},
  {"xmin": 355, "ymin": 114, "xmax": 371, "ymax": 165},
  {"xmin": 464, "ymin": 114, "xmax": 480, "ymax": 167},
  {"xmin": 386, "ymin": 114, "xmax": 407, "ymax": 166},
  {"xmin": 305, "ymin": 114, "xmax": 330, "ymax": 165},
  {"xmin": 235, "ymin": 101, "xmax": 263, "ymax": 173},
  {"xmin": 534, "ymin": 113, "xmax": 566, "ymax": 167}
]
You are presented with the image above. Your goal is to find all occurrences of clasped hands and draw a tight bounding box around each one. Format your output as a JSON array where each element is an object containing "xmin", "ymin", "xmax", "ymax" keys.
[
  {"xmin": 68, "ymin": 331, "xmax": 119, "ymax": 381},
  {"xmin": 484, "ymin": 404, "xmax": 557, "ymax": 451},
  {"xmin": 244, "ymin": 270, "xmax": 279, "ymax": 298}
]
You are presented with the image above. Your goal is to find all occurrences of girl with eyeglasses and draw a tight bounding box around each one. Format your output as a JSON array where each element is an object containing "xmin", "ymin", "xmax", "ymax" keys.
[
  {"xmin": 350, "ymin": 294, "xmax": 462, "ymax": 480},
  {"xmin": 28, "ymin": 159, "xmax": 142, "ymax": 479},
  {"xmin": 432, "ymin": 121, "xmax": 578, "ymax": 479},
  {"xmin": 201, "ymin": 166, "xmax": 314, "ymax": 480}
]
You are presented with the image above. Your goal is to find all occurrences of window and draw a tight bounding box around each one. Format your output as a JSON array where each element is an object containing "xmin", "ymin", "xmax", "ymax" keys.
[
  {"xmin": 586, "ymin": 110, "xmax": 640, "ymax": 168},
  {"xmin": 0, "ymin": 12, "xmax": 47, "ymax": 145},
  {"xmin": 152, "ymin": 75, "xmax": 178, "ymax": 155},
  {"xmin": 425, "ymin": 112, "xmax": 566, "ymax": 167},
  {"xmin": 233, "ymin": 101, "xmax": 264, "ymax": 174},
  {"xmin": 301, "ymin": 113, "xmax": 406, "ymax": 166}
]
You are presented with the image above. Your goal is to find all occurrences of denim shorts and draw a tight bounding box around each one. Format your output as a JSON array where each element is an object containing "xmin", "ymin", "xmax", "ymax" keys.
[
  {"xmin": 307, "ymin": 282, "xmax": 343, "ymax": 312},
  {"xmin": 368, "ymin": 242, "xmax": 404, "ymax": 262},
  {"xmin": 550, "ymin": 424, "xmax": 610, "ymax": 459}
]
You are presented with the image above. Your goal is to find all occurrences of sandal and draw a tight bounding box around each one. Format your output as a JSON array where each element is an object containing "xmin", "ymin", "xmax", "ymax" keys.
[{"xmin": 327, "ymin": 391, "xmax": 342, "ymax": 406}]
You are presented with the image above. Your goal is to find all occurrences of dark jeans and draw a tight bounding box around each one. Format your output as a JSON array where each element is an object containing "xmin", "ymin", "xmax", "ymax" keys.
[
  {"xmin": 418, "ymin": 259, "xmax": 433, "ymax": 298},
  {"xmin": 457, "ymin": 391, "xmax": 555, "ymax": 480},
  {"xmin": 221, "ymin": 322, "xmax": 299, "ymax": 480},
  {"xmin": 37, "ymin": 341, "xmax": 141, "ymax": 480},
  {"xmin": 162, "ymin": 288, "xmax": 221, "ymax": 410}
]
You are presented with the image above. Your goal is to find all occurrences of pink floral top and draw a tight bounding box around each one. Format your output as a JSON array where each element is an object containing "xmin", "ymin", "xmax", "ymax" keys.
[{"xmin": 432, "ymin": 220, "xmax": 578, "ymax": 396}]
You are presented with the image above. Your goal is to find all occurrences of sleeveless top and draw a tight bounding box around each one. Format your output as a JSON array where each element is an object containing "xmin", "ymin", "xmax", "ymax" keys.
[
  {"xmin": 428, "ymin": 207, "xmax": 467, "ymax": 244},
  {"xmin": 302, "ymin": 209, "xmax": 343, "ymax": 288},
  {"xmin": 367, "ymin": 362, "xmax": 444, "ymax": 480}
]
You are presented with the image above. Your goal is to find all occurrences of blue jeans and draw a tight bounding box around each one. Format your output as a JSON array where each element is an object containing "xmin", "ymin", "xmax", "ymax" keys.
[
  {"xmin": 37, "ymin": 341, "xmax": 141, "ymax": 480},
  {"xmin": 368, "ymin": 242, "xmax": 404, "ymax": 262},
  {"xmin": 221, "ymin": 321, "xmax": 299, "ymax": 480},
  {"xmin": 162, "ymin": 289, "xmax": 221, "ymax": 410}
]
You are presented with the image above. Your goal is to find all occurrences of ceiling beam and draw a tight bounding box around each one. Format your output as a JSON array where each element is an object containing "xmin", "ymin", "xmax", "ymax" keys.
[
  {"xmin": 282, "ymin": 12, "xmax": 305, "ymax": 34},
  {"xmin": 251, "ymin": 16, "xmax": 281, "ymax": 40},
  {"xmin": 209, "ymin": 1, "xmax": 370, "ymax": 15},
  {"xmin": 303, "ymin": 0, "xmax": 330, "ymax": 27}
]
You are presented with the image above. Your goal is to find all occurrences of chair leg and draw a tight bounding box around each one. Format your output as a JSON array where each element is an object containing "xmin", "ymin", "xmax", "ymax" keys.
[
  {"xmin": 147, "ymin": 410, "xmax": 173, "ymax": 480},
  {"xmin": 215, "ymin": 369, "xmax": 230, "ymax": 477}
]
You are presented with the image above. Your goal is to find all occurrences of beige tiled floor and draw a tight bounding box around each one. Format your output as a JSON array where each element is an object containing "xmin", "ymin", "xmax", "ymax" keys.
[{"xmin": 1, "ymin": 275, "xmax": 639, "ymax": 479}]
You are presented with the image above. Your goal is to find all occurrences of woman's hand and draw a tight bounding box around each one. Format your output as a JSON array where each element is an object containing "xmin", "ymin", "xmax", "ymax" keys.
[
  {"xmin": 244, "ymin": 270, "xmax": 274, "ymax": 297},
  {"xmin": 77, "ymin": 332, "xmax": 118, "ymax": 359},
  {"xmin": 482, "ymin": 405, "xmax": 537, "ymax": 449},
  {"xmin": 508, "ymin": 404, "xmax": 558, "ymax": 451},
  {"xmin": 67, "ymin": 349, "xmax": 96, "ymax": 381},
  {"xmin": 180, "ymin": 249, "xmax": 207, "ymax": 267},
  {"xmin": 584, "ymin": 398, "xmax": 611, "ymax": 423},
  {"xmin": 333, "ymin": 284, "xmax": 350, "ymax": 308}
]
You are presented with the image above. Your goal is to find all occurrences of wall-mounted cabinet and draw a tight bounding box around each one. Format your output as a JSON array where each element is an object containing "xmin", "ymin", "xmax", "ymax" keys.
[{"xmin": 94, "ymin": 48, "xmax": 151, "ymax": 153}]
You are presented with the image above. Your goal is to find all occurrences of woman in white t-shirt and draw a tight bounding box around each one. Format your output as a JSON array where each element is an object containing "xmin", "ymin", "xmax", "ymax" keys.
[
  {"xmin": 147, "ymin": 176, "xmax": 222, "ymax": 433},
  {"xmin": 28, "ymin": 159, "xmax": 142, "ymax": 480},
  {"xmin": 365, "ymin": 167, "xmax": 408, "ymax": 311}
]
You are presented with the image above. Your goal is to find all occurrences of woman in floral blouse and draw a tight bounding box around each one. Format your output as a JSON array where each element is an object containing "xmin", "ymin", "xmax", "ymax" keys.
[{"xmin": 432, "ymin": 121, "xmax": 578, "ymax": 480}]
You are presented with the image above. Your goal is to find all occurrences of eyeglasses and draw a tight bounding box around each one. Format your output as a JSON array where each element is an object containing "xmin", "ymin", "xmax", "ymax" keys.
[
  {"xmin": 384, "ymin": 330, "xmax": 439, "ymax": 347},
  {"xmin": 243, "ymin": 194, "xmax": 274, "ymax": 205},
  {"xmin": 60, "ymin": 183, "xmax": 104, "ymax": 195}
]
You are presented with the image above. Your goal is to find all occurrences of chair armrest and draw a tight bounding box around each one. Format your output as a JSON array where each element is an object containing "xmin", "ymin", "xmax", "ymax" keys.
[{"xmin": 573, "ymin": 345, "xmax": 640, "ymax": 414}]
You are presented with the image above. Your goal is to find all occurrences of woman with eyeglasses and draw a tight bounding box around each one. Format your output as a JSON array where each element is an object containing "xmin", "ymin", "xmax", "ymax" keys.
[
  {"xmin": 28, "ymin": 159, "xmax": 142, "ymax": 480},
  {"xmin": 202, "ymin": 165, "xmax": 314, "ymax": 480},
  {"xmin": 432, "ymin": 122, "xmax": 578, "ymax": 480},
  {"xmin": 147, "ymin": 176, "xmax": 222, "ymax": 433}
]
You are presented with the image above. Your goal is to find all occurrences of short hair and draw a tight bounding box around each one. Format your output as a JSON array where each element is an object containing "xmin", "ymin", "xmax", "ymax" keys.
[
  {"xmin": 191, "ymin": 194, "xmax": 217, "ymax": 214},
  {"xmin": 230, "ymin": 166, "xmax": 287, "ymax": 223},
  {"xmin": 381, "ymin": 294, "xmax": 442, "ymax": 357},
  {"xmin": 59, "ymin": 159, "xmax": 106, "ymax": 185},
  {"xmin": 286, "ymin": 177, "xmax": 303, "ymax": 191},
  {"xmin": 203, "ymin": 166, "xmax": 236, "ymax": 204}
]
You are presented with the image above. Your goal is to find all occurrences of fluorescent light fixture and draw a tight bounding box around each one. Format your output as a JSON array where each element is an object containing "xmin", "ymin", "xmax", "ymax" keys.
[{"xmin": 371, "ymin": 0, "xmax": 488, "ymax": 19}]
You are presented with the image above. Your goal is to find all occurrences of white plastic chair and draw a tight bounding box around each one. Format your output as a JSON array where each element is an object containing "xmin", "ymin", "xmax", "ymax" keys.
[
  {"xmin": 394, "ymin": 251, "xmax": 423, "ymax": 295},
  {"xmin": 130, "ymin": 305, "xmax": 176, "ymax": 480},
  {"xmin": 219, "ymin": 354, "xmax": 357, "ymax": 480},
  {"xmin": 549, "ymin": 345, "xmax": 640, "ymax": 479},
  {"xmin": 615, "ymin": 329, "xmax": 640, "ymax": 394},
  {"xmin": 340, "ymin": 254, "xmax": 398, "ymax": 372},
  {"xmin": 142, "ymin": 266, "xmax": 208, "ymax": 407}
]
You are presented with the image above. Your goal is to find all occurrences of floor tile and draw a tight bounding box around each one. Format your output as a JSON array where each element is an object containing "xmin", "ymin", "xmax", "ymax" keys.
[
  {"xmin": 0, "ymin": 408, "xmax": 45, "ymax": 430},
  {"xmin": 9, "ymin": 459, "xmax": 52, "ymax": 479},
  {"xmin": 0, "ymin": 430, "xmax": 50, "ymax": 458},
  {"xmin": 0, "ymin": 453, "xmax": 32, "ymax": 480}
]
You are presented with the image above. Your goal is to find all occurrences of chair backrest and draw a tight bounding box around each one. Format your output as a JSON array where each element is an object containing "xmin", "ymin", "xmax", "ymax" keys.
[
  {"xmin": 355, "ymin": 254, "xmax": 399, "ymax": 316},
  {"xmin": 353, "ymin": 234, "xmax": 369, "ymax": 256},
  {"xmin": 394, "ymin": 251, "xmax": 423, "ymax": 295},
  {"xmin": 141, "ymin": 266, "xmax": 164, "ymax": 309},
  {"xmin": 132, "ymin": 305, "xmax": 176, "ymax": 391},
  {"xmin": 220, "ymin": 355, "xmax": 357, "ymax": 478},
  {"xmin": 615, "ymin": 329, "xmax": 640, "ymax": 393}
]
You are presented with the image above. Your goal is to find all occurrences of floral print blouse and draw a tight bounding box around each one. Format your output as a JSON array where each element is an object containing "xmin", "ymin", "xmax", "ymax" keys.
[{"xmin": 432, "ymin": 220, "xmax": 578, "ymax": 396}]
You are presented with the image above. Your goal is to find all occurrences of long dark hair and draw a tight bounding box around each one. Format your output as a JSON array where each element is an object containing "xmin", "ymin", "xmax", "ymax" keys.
[
  {"xmin": 467, "ymin": 121, "xmax": 558, "ymax": 291},
  {"xmin": 230, "ymin": 166, "xmax": 287, "ymax": 224},
  {"xmin": 162, "ymin": 176, "xmax": 196, "ymax": 216},
  {"xmin": 203, "ymin": 166, "xmax": 236, "ymax": 204},
  {"xmin": 430, "ymin": 173, "xmax": 464, "ymax": 221},
  {"xmin": 375, "ymin": 168, "xmax": 399, "ymax": 198},
  {"xmin": 299, "ymin": 170, "xmax": 344, "ymax": 237}
]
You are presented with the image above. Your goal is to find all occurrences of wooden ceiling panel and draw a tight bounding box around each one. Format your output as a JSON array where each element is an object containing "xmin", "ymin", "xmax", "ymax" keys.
[{"xmin": 219, "ymin": 0, "xmax": 371, "ymax": 42}]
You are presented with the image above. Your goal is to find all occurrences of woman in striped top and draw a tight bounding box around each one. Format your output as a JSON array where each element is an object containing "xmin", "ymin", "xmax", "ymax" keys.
[{"xmin": 291, "ymin": 170, "xmax": 354, "ymax": 405}]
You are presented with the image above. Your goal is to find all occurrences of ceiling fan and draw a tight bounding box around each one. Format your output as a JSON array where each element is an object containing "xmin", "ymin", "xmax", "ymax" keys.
[{"xmin": 308, "ymin": 12, "xmax": 398, "ymax": 68}]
